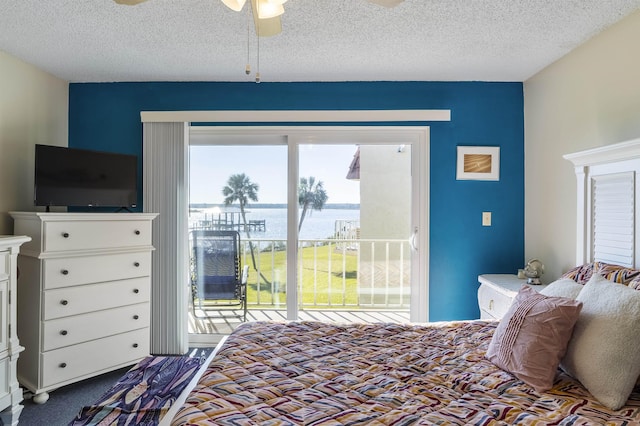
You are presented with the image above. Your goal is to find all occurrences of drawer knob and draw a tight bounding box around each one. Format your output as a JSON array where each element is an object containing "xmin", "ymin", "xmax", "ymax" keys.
[
  {"xmin": 489, "ymin": 300, "xmax": 494, "ymax": 310},
  {"xmin": 133, "ymin": 288, "xmax": 139, "ymax": 294},
  {"xmin": 133, "ymin": 343, "xmax": 139, "ymax": 348},
  {"xmin": 60, "ymin": 300, "xmax": 68, "ymax": 306},
  {"xmin": 134, "ymin": 262, "xmax": 140, "ymax": 267},
  {"xmin": 135, "ymin": 230, "xmax": 141, "ymax": 235},
  {"xmin": 59, "ymin": 363, "xmax": 67, "ymax": 368},
  {"xmin": 60, "ymin": 330, "xmax": 68, "ymax": 336},
  {"xmin": 61, "ymin": 269, "xmax": 69, "ymax": 275},
  {"xmin": 62, "ymin": 232, "xmax": 70, "ymax": 238},
  {"xmin": 133, "ymin": 315, "xmax": 139, "ymax": 320}
]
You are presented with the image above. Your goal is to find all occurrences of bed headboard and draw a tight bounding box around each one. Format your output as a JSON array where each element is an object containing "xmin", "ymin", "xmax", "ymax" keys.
[{"xmin": 564, "ymin": 138, "xmax": 640, "ymax": 269}]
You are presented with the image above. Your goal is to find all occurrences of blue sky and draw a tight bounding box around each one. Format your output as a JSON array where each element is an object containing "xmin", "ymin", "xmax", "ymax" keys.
[{"xmin": 189, "ymin": 144, "xmax": 360, "ymax": 204}]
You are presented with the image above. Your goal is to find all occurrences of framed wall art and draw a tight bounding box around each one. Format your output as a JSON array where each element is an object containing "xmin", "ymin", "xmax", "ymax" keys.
[{"xmin": 456, "ymin": 146, "xmax": 500, "ymax": 181}]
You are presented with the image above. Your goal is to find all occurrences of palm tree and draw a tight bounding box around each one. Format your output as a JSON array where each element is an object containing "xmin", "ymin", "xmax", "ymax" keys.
[
  {"xmin": 298, "ymin": 176, "xmax": 329, "ymax": 232},
  {"xmin": 222, "ymin": 173, "xmax": 259, "ymax": 269}
]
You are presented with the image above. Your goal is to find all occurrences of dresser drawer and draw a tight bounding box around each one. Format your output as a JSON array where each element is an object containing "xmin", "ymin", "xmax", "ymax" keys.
[
  {"xmin": 43, "ymin": 220, "xmax": 152, "ymax": 252},
  {"xmin": 43, "ymin": 251, "xmax": 151, "ymax": 289},
  {"xmin": 43, "ymin": 302, "xmax": 150, "ymax": 351},
  {"xmin": 41, "ymin": 327, "xmax": 149, "ymax": 388},
  {"xmin": 43, "ymin": 277, "xmax": 150, "ymax": 320},
  {"xmin": 477, "ymin": 283, "xmax": 514, "ymax": 320}
]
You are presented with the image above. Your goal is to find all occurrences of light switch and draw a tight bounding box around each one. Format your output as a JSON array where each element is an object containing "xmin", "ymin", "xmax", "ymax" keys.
[{"xmin": 482, "ymin": 211, "xmax": 492, "ymax": 226}]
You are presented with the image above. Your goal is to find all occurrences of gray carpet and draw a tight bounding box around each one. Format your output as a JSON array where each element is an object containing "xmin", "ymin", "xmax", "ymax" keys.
[{"xmin": 16, "ymin": 366, "xmax": 131, "ymax": 426}]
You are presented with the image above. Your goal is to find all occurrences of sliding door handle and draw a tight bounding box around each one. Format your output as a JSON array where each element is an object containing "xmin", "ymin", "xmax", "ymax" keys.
[{"xmin": 409, "ymin": 227, "xmax": 418, "ymax": 251}]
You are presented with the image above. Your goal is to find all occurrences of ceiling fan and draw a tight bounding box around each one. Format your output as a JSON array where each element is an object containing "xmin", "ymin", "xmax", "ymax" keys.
[{"xmin": 113, "ymin": 0, "xmax": 404, "ymax": 37}]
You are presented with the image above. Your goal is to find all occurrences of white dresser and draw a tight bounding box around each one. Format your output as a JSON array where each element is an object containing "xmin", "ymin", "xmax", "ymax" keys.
[
  {"xmin": 477, "ymin": 274, "xmax": 548, "ymax": 320},
  {"xmin": 10, "ymin": 212, "xmax": 157, "ymax": 404},
  {"xmin": 0, "ymin": 236, "xmax": 30, "ymax": 426}
]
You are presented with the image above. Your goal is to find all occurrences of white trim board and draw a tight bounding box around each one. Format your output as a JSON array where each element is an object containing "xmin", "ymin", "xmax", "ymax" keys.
[
  {"xmin": 563, "ymin": 138, "xmax": 640, "ymax": 167},
  {"xmin": 140, "ymin": 110, "xmax": 451, "ymax": 123}
]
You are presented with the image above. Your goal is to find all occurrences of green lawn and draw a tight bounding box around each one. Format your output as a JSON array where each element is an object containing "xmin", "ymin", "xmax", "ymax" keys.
[{"xmin": 243, "ymin": 243, "xmax": 359, "ymax": 308}]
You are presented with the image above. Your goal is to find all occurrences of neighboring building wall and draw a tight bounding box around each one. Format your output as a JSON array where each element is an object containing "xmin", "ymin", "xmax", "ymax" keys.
[
  {"xmin": 0, "ymin": 51, "xmax": 68, "ymax": 233},
  {"xmin": 359, "ymin": 145, "xmax": 411, "ymax": 306},
  {"xmin": 524, "ymin": 9, "xmax": 640, "ymax": 281},
  {"xmin": 360, "ymin": 144, "xmax": 411, "ymax": 241}
]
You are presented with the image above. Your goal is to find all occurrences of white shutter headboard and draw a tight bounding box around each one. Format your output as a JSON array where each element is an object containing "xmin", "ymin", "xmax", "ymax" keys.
[{"xmin": 564, "ymin": 139, "xmax": 640, "ymax": 269}]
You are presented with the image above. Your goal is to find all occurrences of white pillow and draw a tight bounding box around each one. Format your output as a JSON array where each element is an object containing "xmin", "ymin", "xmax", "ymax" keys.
[
  {"xmin": 561, "ymin": 273, "xmax": 640, "ymax": 410},
  {"xmin": 540, "ymin": 278, "xmax": 584, "ymax": 299}
]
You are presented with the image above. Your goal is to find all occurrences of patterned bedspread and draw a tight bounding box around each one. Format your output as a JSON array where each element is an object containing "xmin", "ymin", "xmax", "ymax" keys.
[
  {"xmin": 171, "ymin": 320, "xmax": 640, "ymax": 425},
  {"xmin": 72, "ymin": 355, "xmax": 205, "ymax": 425}
]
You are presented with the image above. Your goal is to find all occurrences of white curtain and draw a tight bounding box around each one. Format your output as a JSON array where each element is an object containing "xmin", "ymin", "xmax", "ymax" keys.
[{"xmin": 143, "ymin": 122, "xmax": 189, "ymax": 355}]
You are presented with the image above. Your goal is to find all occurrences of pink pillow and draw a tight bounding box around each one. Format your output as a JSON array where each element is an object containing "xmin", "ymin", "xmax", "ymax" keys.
[{"xmin": 486, "ymin": 285, "xmax": 583, "ymax": 392}]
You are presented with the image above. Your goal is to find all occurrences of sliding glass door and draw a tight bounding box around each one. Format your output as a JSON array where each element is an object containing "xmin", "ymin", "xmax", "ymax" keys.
[
  {"xmin": 188, "ymin": 142, "xmax": 288, "ymax": 334},
  {"xmin": 188, "ymin": 127, "xmax": 427, "ymax": 339},
  {"xmin": 296, "ymin": 143, "xmax": 413, "ymax": 320}
]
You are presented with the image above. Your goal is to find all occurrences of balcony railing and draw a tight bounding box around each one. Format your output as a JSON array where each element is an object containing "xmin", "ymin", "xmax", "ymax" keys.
[{"xmin": 231, "ymin": 237, "xmax": 411, "ymax": 310}]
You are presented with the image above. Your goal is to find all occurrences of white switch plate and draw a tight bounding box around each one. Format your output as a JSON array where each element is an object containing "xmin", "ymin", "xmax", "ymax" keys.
[{"xmin": 482, "ymin": 211, "xmax": 492, "ymax": 226}]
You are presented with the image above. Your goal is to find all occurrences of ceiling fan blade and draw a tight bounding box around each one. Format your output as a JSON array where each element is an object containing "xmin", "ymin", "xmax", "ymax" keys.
[
  {"xmin": 250, "ymin": 0, "xmax": 282, "ymax": 37},
  {"xmin": 114, "ymin": 0, "xmax": 150, "ymax": 5},
  {"xmin": 221, "ymin": 0, "xmax": 248, "ymax": 12},
  {"xmin": 367, "ymin": 0, "xmax": 404, "ymax": 7}
]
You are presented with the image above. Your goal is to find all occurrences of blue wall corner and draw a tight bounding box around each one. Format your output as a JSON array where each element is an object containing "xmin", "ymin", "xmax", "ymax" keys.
[{"xmin": 68, "ymin": 81, "xmax": 524, "ymax": 321}]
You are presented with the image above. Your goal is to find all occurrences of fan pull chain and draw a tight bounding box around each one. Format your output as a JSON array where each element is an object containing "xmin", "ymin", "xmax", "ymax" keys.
[
  {"xmin": 255, "ymin": 0, "xmax": 261, "ymax": 83},
  {"xmin": 245, "ymin": 4, "xmax": 251, "ymax": 75},
  {"xmin": 256, "ymin": 36, "xmax": 260, "ymax": 83}
]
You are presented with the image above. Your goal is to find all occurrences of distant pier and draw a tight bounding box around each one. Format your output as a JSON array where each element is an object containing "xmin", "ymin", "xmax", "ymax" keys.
[{"xmin": 193, "ymin": 211, "xmax": 266, "ymax": 232}]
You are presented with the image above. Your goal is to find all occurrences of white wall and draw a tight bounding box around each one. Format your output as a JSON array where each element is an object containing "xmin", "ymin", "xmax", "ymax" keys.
[
  {"xmin": 524, "ymin": 9, "xmax": 640, "ymax": 281},
  {"xmin": 0, "ymin": 51, "xmax": 68, "ymax": 233}
]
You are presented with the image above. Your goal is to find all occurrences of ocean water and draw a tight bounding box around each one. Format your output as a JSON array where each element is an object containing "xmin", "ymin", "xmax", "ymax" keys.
[{"xmin": 189, "ymin": 207, "xmax": 360, "ymax": 240}]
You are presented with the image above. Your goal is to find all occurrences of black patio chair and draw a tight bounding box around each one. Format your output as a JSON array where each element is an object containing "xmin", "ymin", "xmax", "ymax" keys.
[{"xmin": 190, "ymin": 230, "xmax": 248, "ymax": 322}]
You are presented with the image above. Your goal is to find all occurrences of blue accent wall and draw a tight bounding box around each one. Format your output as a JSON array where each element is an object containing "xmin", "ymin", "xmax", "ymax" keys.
[{"xmin": 68, "ymin": 81, "xmax": 524, "ymax": 321}]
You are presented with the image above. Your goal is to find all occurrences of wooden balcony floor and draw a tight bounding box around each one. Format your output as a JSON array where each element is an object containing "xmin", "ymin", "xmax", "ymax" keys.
[{"xmin": 189, "ymin": 307, "xmax": 411, "ymax": 337}]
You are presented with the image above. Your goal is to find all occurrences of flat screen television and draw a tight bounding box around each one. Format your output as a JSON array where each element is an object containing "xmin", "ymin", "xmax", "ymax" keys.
[{"xmin": 34, "ymin": 144, "xmax": 138, "ymax": 210}]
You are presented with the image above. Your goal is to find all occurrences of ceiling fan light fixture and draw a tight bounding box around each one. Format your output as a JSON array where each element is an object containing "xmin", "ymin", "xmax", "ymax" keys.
[
  {"xmin": 221, "ymin": 0, "xmax": 248, "ymax": 12},
  {"xmin": 255, "ymin": 0, "xmax": 284, "ymax": 19}
]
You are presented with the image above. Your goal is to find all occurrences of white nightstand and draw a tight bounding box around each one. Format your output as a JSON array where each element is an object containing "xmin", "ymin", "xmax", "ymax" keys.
[{"xmin": 477, "ymin": 274, "xmax": 549, "ymax": 320}]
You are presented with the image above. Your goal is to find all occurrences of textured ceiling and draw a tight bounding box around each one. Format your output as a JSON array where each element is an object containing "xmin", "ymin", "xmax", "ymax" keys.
[{"xmin": 1, "ymin": 0, "xmax": 639, "ymax": 83}]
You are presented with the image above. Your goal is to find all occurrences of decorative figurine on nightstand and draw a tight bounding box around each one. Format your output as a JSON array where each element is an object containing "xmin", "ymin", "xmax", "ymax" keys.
[{"xmin": 523, "ymin": 259, "xmax": 544, "ymax": 284}]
